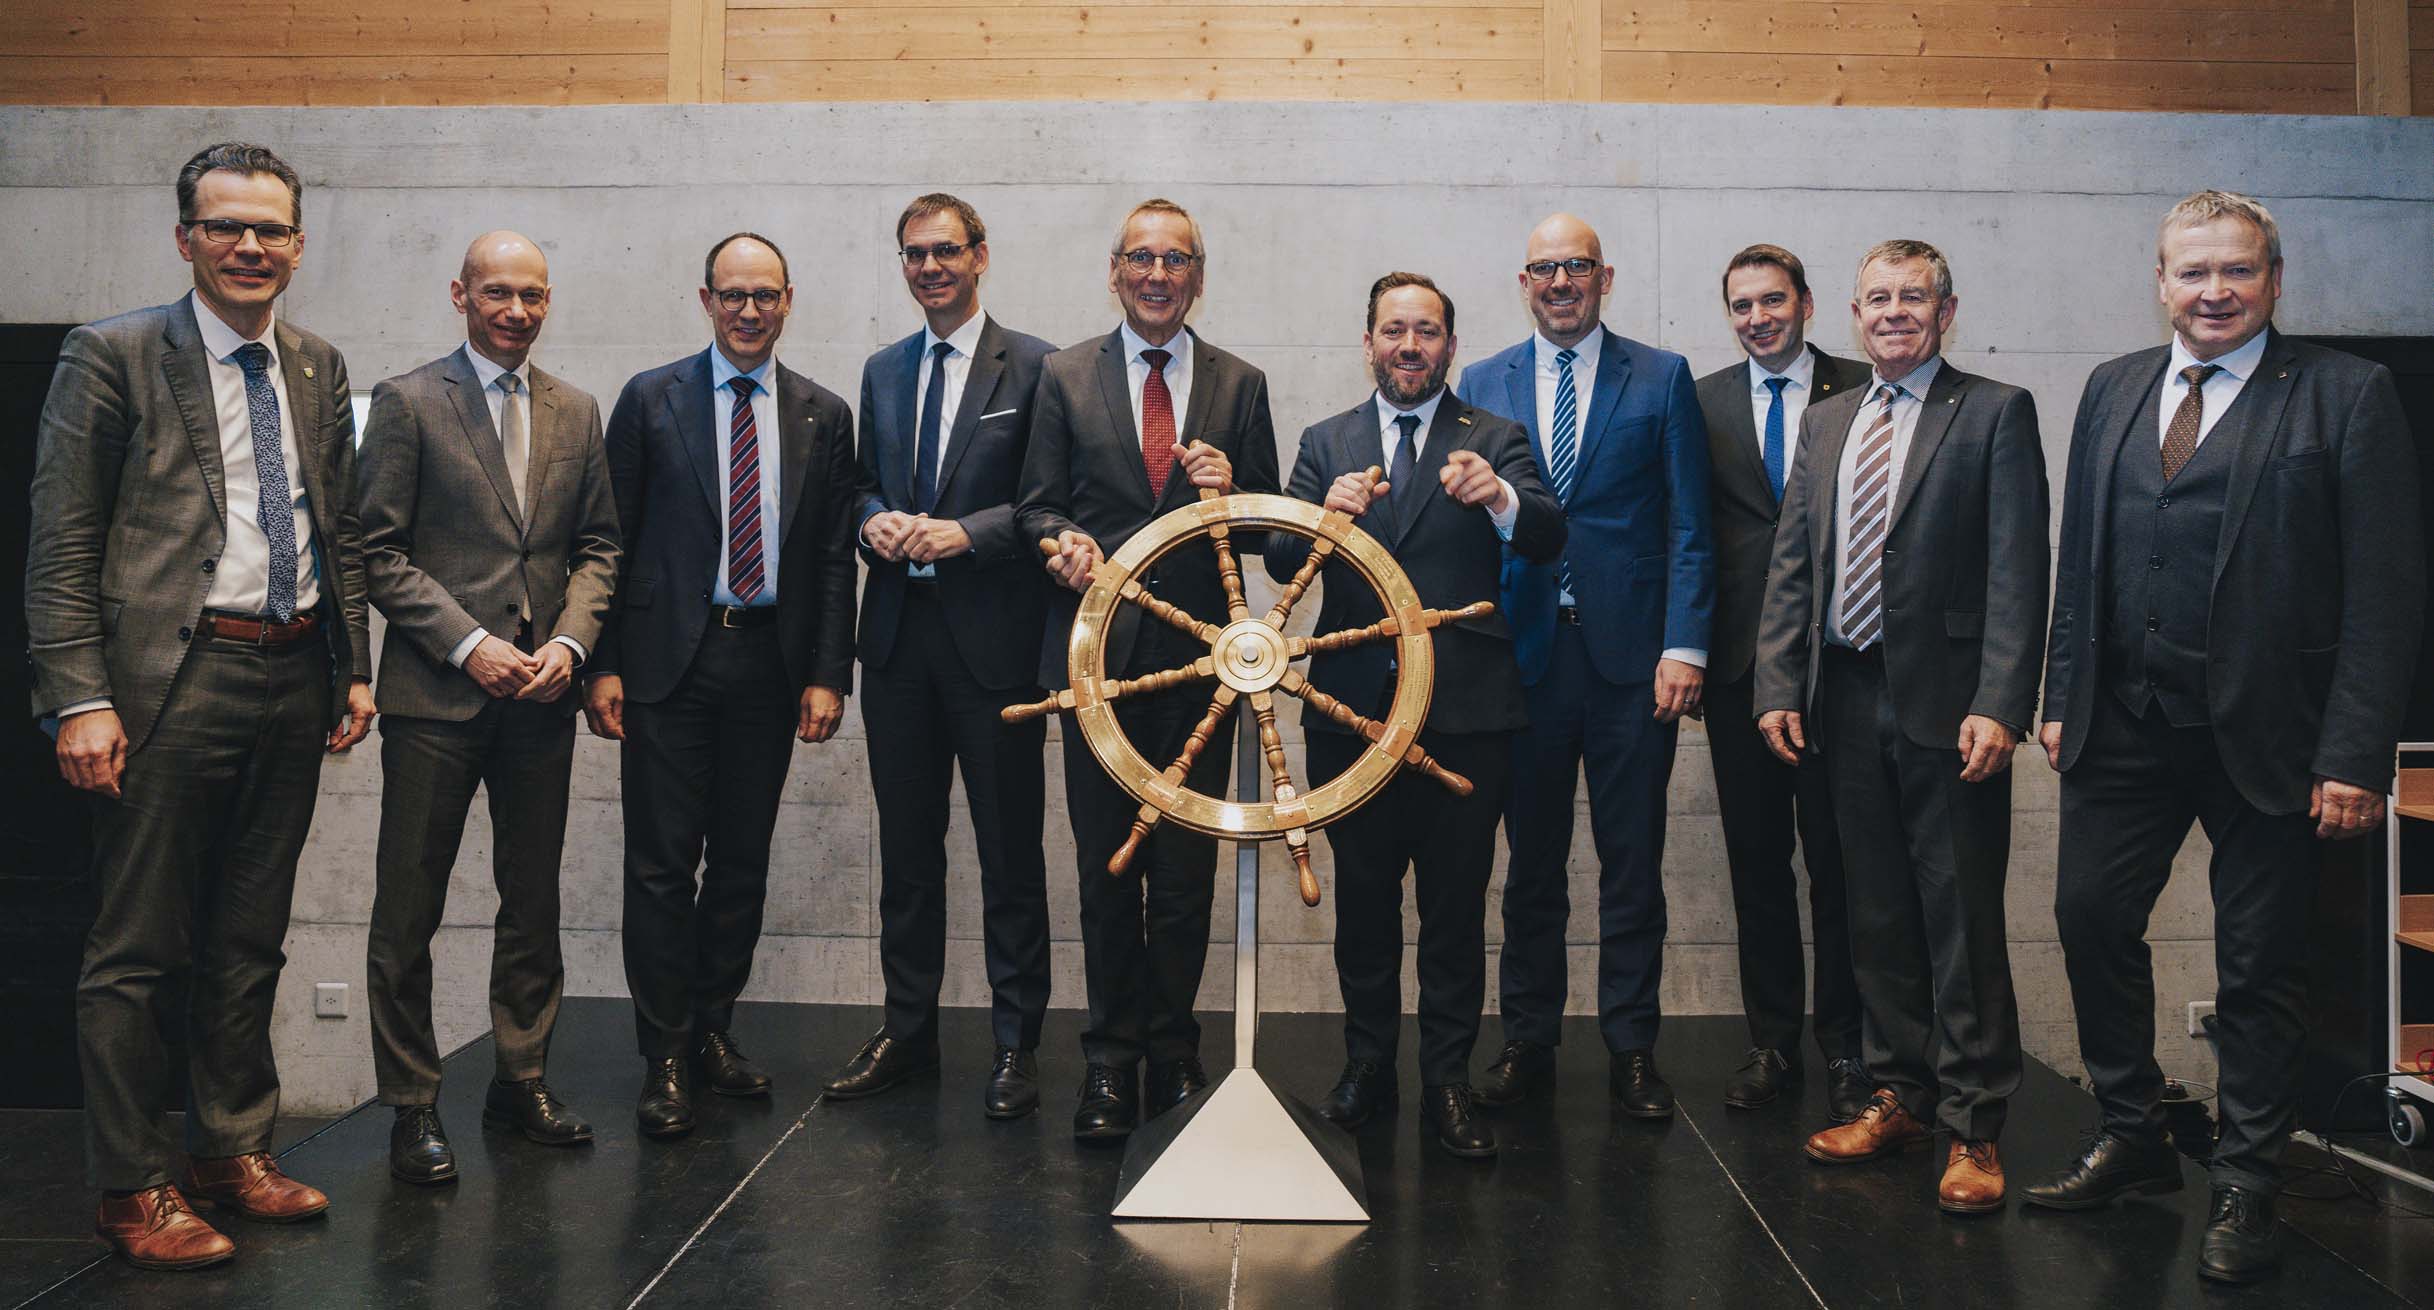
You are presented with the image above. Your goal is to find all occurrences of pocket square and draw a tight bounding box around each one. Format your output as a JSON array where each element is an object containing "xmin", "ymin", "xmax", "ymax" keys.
[{"xmin": 978, "ymin": 408, "xmax": 1019, "ymax": 420}]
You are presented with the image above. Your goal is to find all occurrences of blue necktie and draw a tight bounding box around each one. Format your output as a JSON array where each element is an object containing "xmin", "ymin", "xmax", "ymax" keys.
[
  {"xmin": 913, "ymin": 340, "xmax": 951, "ymax": 515},
  {"xmin": 1762, "ymin": 375, "xmax": 1790, "ymax": 503},
  {"xmin": 1549, "ymin": 348, "xmax": 1579, "ymax": 600},
  {"xmin": 232, "ymin": 342, "xmax": 297, "ymax": 622}
]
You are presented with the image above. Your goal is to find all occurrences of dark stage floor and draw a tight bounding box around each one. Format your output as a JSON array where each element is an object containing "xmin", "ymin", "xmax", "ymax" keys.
[{"xmin": 7, "ymin": 999, "xmax": 2431, "ymax": 1308}]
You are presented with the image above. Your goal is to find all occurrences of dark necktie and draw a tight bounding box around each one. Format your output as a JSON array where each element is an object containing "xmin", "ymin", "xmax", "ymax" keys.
[
  {"xmin": 2161, "ymin": 362, "xmax": 2222, "ymax": 482},
  {"xmin": 1140, "ymin": 347, "xmax": 1177, "ymax": 499},
  {"xmin": 1388, "ymin": 413, "xmax": 1420, "ymax": 535},
  {"xmin": 1549, "ymin": 347, "xmax": 1580, "ymax": 599},
  {"xmin": 726, "ymin": 376, "xmax": 767, "ymax": 604},
  {"xmin": 914, "ymin": 340, "xmax": 951, "ymax": 514},
  {"xmin": 232, "ymin": 342, "xmax": 297, "ymax": 622},
  {"xmin": 1840, "ymin": 384, "xmax": 1900, "ymax": 650},
  {"xmin": 1761, "ymin": 375, "xmax": 1790, "ymax": 502}
]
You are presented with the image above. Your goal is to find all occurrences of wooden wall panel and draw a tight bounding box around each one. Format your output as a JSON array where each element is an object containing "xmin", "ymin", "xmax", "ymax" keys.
[
  {"xmin": 1602, "ymin": 49, "xmax": 2354, "ymax": 112},
  {"xmin": 2411, "ymin": 0, "xmax": 2433, "ymax": 112}
]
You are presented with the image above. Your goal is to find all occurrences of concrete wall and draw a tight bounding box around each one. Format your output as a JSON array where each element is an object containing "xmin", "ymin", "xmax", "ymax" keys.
[{"xmin": 5, "ymin": 104, "xmax": 2430, "ymax": 1115}]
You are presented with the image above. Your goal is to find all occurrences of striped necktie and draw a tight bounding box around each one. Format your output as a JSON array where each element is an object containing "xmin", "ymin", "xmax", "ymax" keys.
[
  {"xmin": 726, "ymin": 376, "xmax": 767, "ymax": 604},
  {"xmin": 1839, "ymin": 384, "xmax": 1901, "ymax": 650},
  {"xmin": 1549, "ymin": 347, "xmax": 1579, "ymax": 598}
]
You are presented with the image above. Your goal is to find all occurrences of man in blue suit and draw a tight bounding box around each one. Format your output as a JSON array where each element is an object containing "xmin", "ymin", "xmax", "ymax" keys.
[{"xmin": 1457, "ymin": 213, "xmax": 1715, "ymax": 1117}]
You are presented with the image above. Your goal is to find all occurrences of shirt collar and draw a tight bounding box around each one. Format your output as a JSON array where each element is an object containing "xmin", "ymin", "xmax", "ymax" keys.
[
  {"xmin": 1119, "ymin": 320, "xmax": 1192, "ymax": 366},
  {"xmin": 1534, "ymin": 328, "xmax": 1602, "ymax": 374},
  {"xmin": 1374, "ymin": 387, "xmax": 1447, "ymax": 434},
  {"xmin": 1870, "ymin": 355, "xmax": 1942, "ymax": 402},
  {"xmin": 708, "ymin": 345, "xmax": 775, "ymax": 394},
  {"xmin": 923, "ymin": 307, "xmax": 989, "ymax": 361},
  {"xmin": 2169, "ymin": 328, "xmax": 2269, "ymax": 384},
  {"xmin": 189, "ymin": 290, "xmax": 276, "ymax": 364},
  {"xmin": 460, "ymin": 341, "xmax": 530, "ymax": 393},
  {"xmin": 1749, "ymin": 347, "xmax": 1816, "ymax": 395}
]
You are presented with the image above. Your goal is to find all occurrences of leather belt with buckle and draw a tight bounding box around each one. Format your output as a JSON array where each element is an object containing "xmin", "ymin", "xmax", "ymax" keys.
[
  {"xmin": 201, "ymin": 610, "xmax": 321, "ymax": 647},
  {"xmin": 713, "ymin": 604, "xmax": 777, "ymax": 628},
  {"xmin": 1556, "ymin": 606, "xmax": 1583, "ymax": 626}
]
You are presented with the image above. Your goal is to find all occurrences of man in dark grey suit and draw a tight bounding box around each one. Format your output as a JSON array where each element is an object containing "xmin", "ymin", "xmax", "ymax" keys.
[
  {"xmin": 1016, "ymin": 197, "xmax": 1281, "ymax": 1141},
  {"xmin": 585, "ymin": 233, "xmax": 859, "ymax": 1139},
  {"xmin": 358, "ymin": 231, "xmax": 621, "ymax": 1184},
  {"xmin": 824, "ymin": 195, "xmax": 1057, "ymax": 1118},
  {"xmin": 2024, "ymin": 192, "xmax": 2425, "ymax": 1285},
  {"xmin": 1269, "ymin": 273, "xmax": 1564, "ymax": 1158},
  {"xmin": 1693, "ymin": 245, "xmax": 1871, "ymax": 1119},
  {"xmin": 1756, "ymin": 239, "xmax": 2046, "ymax": 1216},
  {"xmin": 28, "ymin": 143, "xmax": 375, "ymax": 1269}
]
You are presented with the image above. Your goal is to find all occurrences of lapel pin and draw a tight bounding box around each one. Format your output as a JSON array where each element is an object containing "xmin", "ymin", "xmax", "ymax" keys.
[
  {"xmin": 302, "ymin": 365, "xmax": 315, "ymax": 379},
  {"xmin": 1946, "ymin": 398, "xmax": 1957, "ymax": 405},
  {"xmin": 1458, "ymin": 415, "xmax": 1472, "ymax": 426},
  {"xmin": 2277, "ymin": 371, "xmax": 2288, "ymax": 379}
]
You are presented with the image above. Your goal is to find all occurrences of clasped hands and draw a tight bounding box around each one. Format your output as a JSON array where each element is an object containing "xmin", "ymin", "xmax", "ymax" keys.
[
  {"xmin": 464, "ymin": 634, "xmax": 576, "ymax": 703},
  {"xmin": 865, "ymin": 511, "xmax": 972, "ymax": 564}
]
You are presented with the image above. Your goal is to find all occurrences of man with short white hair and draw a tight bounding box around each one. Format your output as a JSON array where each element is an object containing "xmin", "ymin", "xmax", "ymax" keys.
[{"xmin": 2024, "ymin": 191, "xmax": 2424, "ymax": 1285}]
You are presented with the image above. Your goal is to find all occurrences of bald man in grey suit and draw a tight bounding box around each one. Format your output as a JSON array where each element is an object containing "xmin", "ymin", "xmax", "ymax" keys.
[{"xmin": 358, "ymin": 232, "xmax": 621, "ymax": 1185}]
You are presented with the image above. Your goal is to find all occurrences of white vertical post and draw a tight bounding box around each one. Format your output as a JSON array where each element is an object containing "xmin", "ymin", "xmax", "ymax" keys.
[{"xmin": 1233, "ymin": 718, "xmax": 1261, "ymax": 1069}]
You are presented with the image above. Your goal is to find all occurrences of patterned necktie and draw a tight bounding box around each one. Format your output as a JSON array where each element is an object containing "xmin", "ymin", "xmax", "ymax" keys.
[
  {"xmin": 232, "ymin": 342, "xmax": 297, "ymax": 622},
  {"xmin": 1549, "ymin": 347, "xmax": 1580, "ymax": 599},
  {"xmin": 1140, "ymin": 347, "xmax": 1177, "ymax": 499},
  {"xmin": 496, "ymin": 371, "xmax": 529, "ymax": 517},
  {"xmin": 726, "ymin": 376, "xmax": 767, "ymax": 604},
  {"xmin": 914, "ymin": 340, "xmax": 951, "ymax": 515},
  {"xmin": 1761, "ymin": 375, "xmax": 1790, "ymax": 502},
  {"xmin": 1388, "ymin": 413, "xmax": 1420, "ymax": 535},
  {"xmin": 2161, "ymin": 363, "xmax": 2221, "ymax": 482},
  {"xmin": 1839, "ymin": 384, "xmax": 1901, "ymax": 650}
]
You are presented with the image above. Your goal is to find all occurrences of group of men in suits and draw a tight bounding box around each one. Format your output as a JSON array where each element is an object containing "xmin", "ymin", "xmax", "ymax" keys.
[{"xmin": 27, "ymin": 140, "xmax": 2421, "ymax": 1288}]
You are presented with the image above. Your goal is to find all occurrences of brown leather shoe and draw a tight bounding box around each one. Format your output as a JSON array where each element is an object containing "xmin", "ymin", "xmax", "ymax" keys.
[
  {"xmin": 1803, "ymin": 1088, "xmax": 1930, "ymax": 1164},
  {"xmin": 182, "ymin": 1152, "xmax": 328, "ymax": 1223},
  {"xmin": 1939, "ymin": 1138, "xmax": 2006, "ymax": 1214},
  {"xmin": 96, "ymin": 1184, "xmax": 235, "ymax": 1270}
]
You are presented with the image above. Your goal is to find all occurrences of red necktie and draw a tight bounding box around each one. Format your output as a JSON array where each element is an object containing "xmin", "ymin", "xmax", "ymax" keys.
[
  {"xmin": 1140, "ymin": 347, "xmax": 1176, "ymax": 499},
  {"xmin": 726, "ymin": 376, "xmax": 767, "ymax": 604}
]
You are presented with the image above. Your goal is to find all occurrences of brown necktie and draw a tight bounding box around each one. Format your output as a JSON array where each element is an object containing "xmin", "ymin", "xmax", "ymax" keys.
[
  {"xmin": 1140, "ymin": 347, "xmax": 1176, "ymax": 498},
  {"xmin": 2161, "ymin": 363, "xmax": 2221, "ymax": 482}
]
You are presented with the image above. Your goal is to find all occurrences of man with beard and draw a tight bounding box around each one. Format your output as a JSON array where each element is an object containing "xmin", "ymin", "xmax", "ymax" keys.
[{"xmin": 1268, "ymin": 272, "xmax": 1563, "ymax": 1157}]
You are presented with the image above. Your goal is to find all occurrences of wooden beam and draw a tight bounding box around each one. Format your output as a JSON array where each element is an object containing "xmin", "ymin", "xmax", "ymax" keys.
[
  {"xmin": 1545, "ymin": 0, "xmax": 1602, "ymax": 99},
  {"xmin": 2356, "ymin": 0, "xmax": 2412, "ymax": 113},
  {"xmin": 670, "ymin": 0, "xmax": 725, "ymax": 102}
]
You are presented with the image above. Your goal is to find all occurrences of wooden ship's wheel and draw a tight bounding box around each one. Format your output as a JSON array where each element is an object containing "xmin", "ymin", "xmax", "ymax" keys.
[{"xmin": 1005, "ymin": 484, "xmax": 1494, "ymax": 907}]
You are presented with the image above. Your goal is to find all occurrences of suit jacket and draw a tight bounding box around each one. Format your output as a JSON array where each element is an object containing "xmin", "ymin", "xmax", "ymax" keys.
[
  {"xmin": 1695, "ymin": 345, "xmax": 1873, "ymax": 685},
  {"xmin": 591, "ymin": 348, "xmax": 857, "ymax": 705},
  {"xmin": 25, "ymin": 297, "xmax": 372, "ymax": 751},
  {"xmin": 1015, "ymin": 328, "xmax": 1281, "ymax": 689},
  {"xmin": 1265, "ymin": 396, "xmax": 1565, "ymax": 736},
  {"xmin": 2045, "ymin": 329, "xmax": 2424, "ymax": 808},
  {"xmin": 1456, "ymin": 328, "xmax": 1715, "ymax": 688},
  {"xmin": 854, "ymin": 316, "xmax": 1056, "ymax": 691},
  {"xmin": 357, "ymin": 349, "xmax": 621, "ymax": 721},
  {"xmin": 1755, "ymin": 360, "xmax": 2050, "ymax": 749}
]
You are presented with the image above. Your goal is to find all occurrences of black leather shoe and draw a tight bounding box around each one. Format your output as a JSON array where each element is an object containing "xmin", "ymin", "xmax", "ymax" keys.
[
  {"xmin": 482, "ymin": 1077, "xmax": 594, "ymax": 1145},
  {"xmin": 388, "ymin": 1105, "xmax": 456, "ymax": 1185},
  {"xmin": 1145, "ymin": 1057, "xmax": 1209, "ymax": 1117},
  {"xmin": 1723, "ymin": 1048, "xmax": 1797, "ymax": 1109},
  {"xmin": 2021, "ymin": 1132, "xmax": 2183, "ymax": 1211},
  {"xmin": 697, "ymin": 1030, "xmax": 775, "ymax": 1098},
  {"xmin": 1073, "ymin": 1063, "xmax": 1139, "ymax": 1142},
  {"xmin": 1826, "ymin": 1057, "xmax": 1873, "ymax": 1124},
  {"xmin": 1421, "ymin": 1083, "xmax": 1497, "ymax": 1158},
  {"xmin": 637, "ymin": 1058, "xmax": 696, "ymax": 1139},
  {"xmin": 2198, "ymin": 1183, "xmax": 2282, "ymax": 1284},
  {"xmin": 1610, "ymin": 1049, "xmax": 1675, "ymax": 1119},
  {"xmin": 1474, "ymin": 1040, "xmax": 1552, "ymax": 1108},
  {"xmin": 984, "ymin": 1047, "xmax": 1039, "ymax": 1121},
  {"xmin": 822, "ymin": 1031, "xmax": 936, "ymax": 1100},
  {"xmin": 1317, "ymin": 1059, "xmax": 1397, "ymax": 1128}
]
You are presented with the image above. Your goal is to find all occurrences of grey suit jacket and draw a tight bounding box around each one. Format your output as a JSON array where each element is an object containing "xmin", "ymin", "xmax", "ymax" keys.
[
  {"xmin": 2045, "ymin": 330, "xmax": 2424, "ymax": 808},
  {"xmin": 358, "ymin": 348, "xmax": 621, "ymax": 721},
  {"xmin": 1755, "ymin": 359, "xmax": 2050, "ymax": 749},
  {"xmin": 25, "ymin": 297, "xmax": 372, "ymax": 751}
]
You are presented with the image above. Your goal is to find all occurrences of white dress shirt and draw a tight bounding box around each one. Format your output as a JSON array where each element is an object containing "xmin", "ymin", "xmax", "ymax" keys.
[
  {"xmin": 1747, "ymin": 348, "xmax": 1818, "ymax": 472},
  {"xmin": 905, "ymin": 307, "xmax": 990, "ymax": 577},
  {"xmin": 1829, "ymin": 356, "xmax": 1943, "ymax": 645},
  {"xmin": 1372, "ymin": 389, "xmax": 1518, "ymax": 538},
  {"xmin": 444, "ymin": 343, "xmax": 587, "ymax": 669},
  {"xmin": 2159, "ymin": 328, "xmax": 2268, "ymax": 452},
  {"xmin": 709, "ymin": 346, "xmax": 783, "ymax": 607},
  {"xmin": 192, "ymin": 290, "xmax": 320, "ymax": 615},
  {"xmin": 1531, "ymin": 327, "xmax": 1703, "ymax": 668},
  {"xmin": 1120, "ymin": 321, "xmax": 1194, "ymax": 449}
]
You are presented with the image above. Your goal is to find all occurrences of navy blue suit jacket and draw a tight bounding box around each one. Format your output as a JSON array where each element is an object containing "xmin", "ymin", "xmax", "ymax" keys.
[{"xmin": 1457, "ymin": 328, "xmax": 1715, "ymax": 688}]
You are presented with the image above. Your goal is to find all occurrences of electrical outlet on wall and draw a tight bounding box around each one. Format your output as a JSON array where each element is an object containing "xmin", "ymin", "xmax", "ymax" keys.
[
  {"xmin": 314, "ymin": 982, "xmax": 348, "ymax": 1018},
  {"xmin": 2187, "ymin": 1000, "xmax": 2216, "ymax": 1037}
]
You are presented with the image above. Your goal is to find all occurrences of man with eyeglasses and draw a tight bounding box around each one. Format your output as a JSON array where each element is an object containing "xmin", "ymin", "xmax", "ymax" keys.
[
  {"xmin": 355, "ymin": 231, "xmax": 620, "ymax": 1184},
  {"xmin": 823, "ymin": 195, "xmax": 1057, "ymax": 1119},
  {"xmin": 585, "ymin": 232, "xmax": 859, "ymax": 1139},
  {"xmin": 29, "ymin": 141, "xmax": 375, "ymax": 1269},
  {"xmin": 1455, "ymin": 213, "xmax": 1715, "ymax": 1121},
  {"xmin": 1756, "ymin": 239, "xmax": 2045, "ymax": 1215},
  {"xmin": 1016, "ymin": 197, "xmax": 1280, "ymax": 1141}
]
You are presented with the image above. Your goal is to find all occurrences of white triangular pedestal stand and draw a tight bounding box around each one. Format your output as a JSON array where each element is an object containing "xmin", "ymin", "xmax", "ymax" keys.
[{"xmin": 1109, "ymin": 726, "xmax": 1369, "ymax": 1222}]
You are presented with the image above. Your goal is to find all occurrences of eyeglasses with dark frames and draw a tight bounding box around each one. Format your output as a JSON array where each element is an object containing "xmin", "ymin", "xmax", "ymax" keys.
[
  {"xmin": 711, "ymin": 288, "xmax": 785, "ymax": 311},
  {"xmin": 1522, "ymin": 257, "xmax": 1602, "ymax": 282},
  {"xmin": 186, "ymin": 218, "xmax": 300, "ymax": 248},
  {"xmin": 899, "ymin": 242, "xmax": 973, "ymax": 266},
  {"xmin": 1118, "ymin": 249, "xmax": 1201, "ymax": 275}
]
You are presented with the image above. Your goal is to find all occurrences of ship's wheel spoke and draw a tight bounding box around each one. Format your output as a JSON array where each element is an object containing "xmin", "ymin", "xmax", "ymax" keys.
[
  {"xmin": 1278, "ymin": 669, "xmax": 1474, "ymax": 798},
  {"xmin": 1247, "ymin": 690, "xmax": 1320, "ymax": 906},
  {"xmin": 1109, "ymin": 685, "xmax": 1240, "ymax": 874}
]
